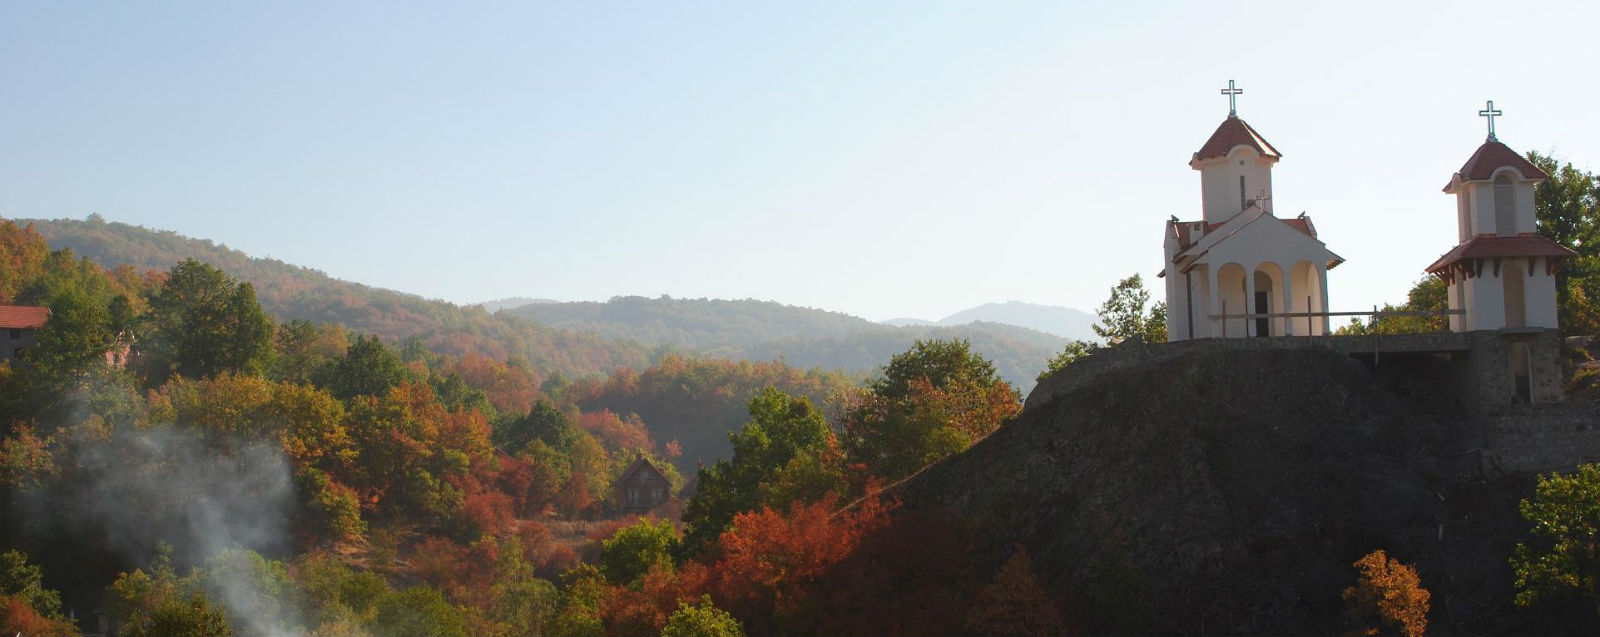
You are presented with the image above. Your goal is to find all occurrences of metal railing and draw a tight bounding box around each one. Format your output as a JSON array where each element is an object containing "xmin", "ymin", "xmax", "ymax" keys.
[{"xmin": 1207, "ymin": 302, "xmax": 1464, "ymax": 337}]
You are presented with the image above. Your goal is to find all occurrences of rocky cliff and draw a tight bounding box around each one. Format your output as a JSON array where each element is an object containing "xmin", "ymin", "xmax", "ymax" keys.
[{"xmin": 892, "ymin": 346, "xmax": 1573, "ymax": 634}]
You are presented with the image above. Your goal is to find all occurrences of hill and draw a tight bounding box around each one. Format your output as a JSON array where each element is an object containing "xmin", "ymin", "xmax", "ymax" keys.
[
  {"xmin": 15, "ymin": 214, "xmax": 649, "ymax": 379},
  {"xmin": 477, "ymin": 296, "xmax": 558, "ymax": 313},
  {"xmin": 892, "ymin": 345, "xmax": 1552, "ymax": 634},
  {"xmin": 935, "ymin": 301, "xmax": 1096, "ymax": 340},
  {"xmin": 506, "ymin": 296, "xmax": 1067, "ymax": 392}
]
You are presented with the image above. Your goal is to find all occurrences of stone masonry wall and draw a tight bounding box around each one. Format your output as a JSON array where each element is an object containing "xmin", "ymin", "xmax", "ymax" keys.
[{"xmin": 1483, "ymin": 402, "xmax": 1600, "ymax": 474}]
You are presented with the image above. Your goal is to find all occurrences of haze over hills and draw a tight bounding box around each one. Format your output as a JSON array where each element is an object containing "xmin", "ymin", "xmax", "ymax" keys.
[
  {"xmin": 503, "ymin": 296, "xmax": 1068, "ymax": 392},
  {"xmin": 19, "ymin": 215, "xmax": 1066, "ymax": 392},
  {"xmin": 881, "ymin": 301, "xmax": 1097, "ymax": 340}
]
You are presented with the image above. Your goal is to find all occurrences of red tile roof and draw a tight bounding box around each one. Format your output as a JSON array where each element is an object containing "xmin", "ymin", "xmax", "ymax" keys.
[
  {"xmin": 1194, "ymin": 116, "xmax": 1280, "ymax": 162},
  {"xmin": 0, "ymin": 305, "xmax": 50, "ymax": 329},
  {"xmin": 1443, "ymin": 141, "xmax": 1547, "ymax": 191},
  {"xmin": 1426, "ymin": 234, "xmax": 1575, "ymax": 272}
]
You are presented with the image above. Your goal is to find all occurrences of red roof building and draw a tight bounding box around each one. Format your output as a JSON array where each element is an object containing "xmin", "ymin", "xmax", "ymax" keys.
[{"xmin": 0, "ymin": 305, "xmax": 49, "ymax": 363}]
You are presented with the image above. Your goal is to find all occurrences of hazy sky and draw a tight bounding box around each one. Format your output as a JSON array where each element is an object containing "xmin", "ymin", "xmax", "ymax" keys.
[{"xmin": 4, "ymin": 2, "xmax": 1597, "ymax": 322}]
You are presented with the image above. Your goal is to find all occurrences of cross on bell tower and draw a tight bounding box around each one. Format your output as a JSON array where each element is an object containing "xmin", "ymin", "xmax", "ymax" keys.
[
  {"xmin": 1479, "ymin": 99, "xmax": 1503, "ymax": 142},
  {"xmin": 1220, "ymin": 79, "xmax": 1243, "ymax": 118}
]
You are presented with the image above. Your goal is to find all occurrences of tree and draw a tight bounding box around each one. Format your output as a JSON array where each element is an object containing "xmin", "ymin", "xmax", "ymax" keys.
[
  {"xmin": 965, "ymin": 546, "xmax": 1069, "ymax": 636},
  {"xmin": 1038, "ymin": 339, "xmax": 1099, "ymax": 381},
  {"xmin": 320, "ymin": 335, "xmax": 409, "ymax": 400},
  {"xmin": 683, "ymin": 388, "xmax": 839, "ymax": 552},
  {"xmin": 139, "ymin": 259, "xmax": 274, "ymax": 382},
  {"xmin": 842, "ymin": 339, "xmax": 1020, "ymax": 483},
  {"xmin": 0, "ymin": 550, "xmax": 68, "ymax": 626},
  {"xmin": 1513, "ymin": 462, "xmax": 1600, "ymax": 615},
  {"xmin": 1530, "ymin": 152, "xmax": 1600, "ymax": 334},
  {"xmin": 600, "ymin": 517, "xmax": 681, "ymax": 586},
  {"xmin": 1338, "ymin": 277, "xmax": 1448, "ymax": 335},
  {"xmin": 1341, "ymin": 549, "xmax": 1430, "ymax": 637},
  {"xmin": 373, "ymin": 586, "xmax": 468, "ymax": 637},
  {"xmin": 107, "ymin": 547, "xmax": 233, "ymax": 637},
  {"xmin": 1092, "ymin": 274, "xmax": 1166, "ymax": 344},
  {"xmin": 660, "ymin": 595, "xmax": 744, "ymax": 637}
]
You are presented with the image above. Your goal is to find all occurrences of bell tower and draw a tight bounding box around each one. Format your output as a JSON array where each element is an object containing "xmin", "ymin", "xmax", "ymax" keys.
[
  {"xmin": 1427, "ymin": 101, "xmax": 1573, "ymax": 332},
  {"xmin": 1190, "ymin": 80, "xmax": 1281, "ymax": 224}
]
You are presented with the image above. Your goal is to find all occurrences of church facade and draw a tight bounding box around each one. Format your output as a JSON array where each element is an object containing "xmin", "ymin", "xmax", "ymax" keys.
[{"xmin": 1161, "ymin": 86, "xmax": 1343, "ymax": 341}]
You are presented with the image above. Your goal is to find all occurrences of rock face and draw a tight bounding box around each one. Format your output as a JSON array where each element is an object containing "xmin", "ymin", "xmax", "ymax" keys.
[{"xmin": 893, "ymin": 346, "xmax": 1556, "ymax": 634}]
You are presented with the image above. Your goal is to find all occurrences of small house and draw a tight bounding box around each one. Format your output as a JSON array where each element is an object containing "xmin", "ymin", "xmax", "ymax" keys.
[
  {"xmin": 615, "ymin": 457, "xmax": 672, "ymax": 514},
  {"xmin": 0, "ymin": 305, "xmax": 50, "ymax": 363}
]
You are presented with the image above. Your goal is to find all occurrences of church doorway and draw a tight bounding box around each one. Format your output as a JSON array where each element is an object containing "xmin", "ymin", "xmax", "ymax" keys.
[{"xmin": 1253, "ymin": 270, "xmax": 1274, "ymax": 337}]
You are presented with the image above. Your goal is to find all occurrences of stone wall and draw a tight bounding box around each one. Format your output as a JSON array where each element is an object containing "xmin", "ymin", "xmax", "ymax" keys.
[{"xmin": 1483, "ymin": 402, "xmax": 1600, "ymax": 474}]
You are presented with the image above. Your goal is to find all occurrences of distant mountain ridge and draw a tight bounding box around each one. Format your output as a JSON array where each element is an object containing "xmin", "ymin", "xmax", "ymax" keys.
[
  {"xmin": 19, "ymin": 215, "xmax": 1068, "ymax": 392},
  {"xmin": 885, "ymin": 301, "xmax": 1097, "ymax": 340},
  {"xmin": 506, "ymin": 296, "xmax": 1068, "ymax": 392}
]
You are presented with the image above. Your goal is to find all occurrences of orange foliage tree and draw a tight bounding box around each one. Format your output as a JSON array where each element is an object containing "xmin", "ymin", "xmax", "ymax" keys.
[
  {"xmin": 1341, "ymin": 549, "xmax": 1430, "ymax": 637},
  {"xmin": 964, "ymin": 546, "xmax": 1069, "ymax": 637}
]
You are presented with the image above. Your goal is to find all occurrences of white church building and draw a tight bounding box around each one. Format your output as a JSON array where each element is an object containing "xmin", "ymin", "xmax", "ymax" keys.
[{"xmin": 1161, "ymin": 83, "xmax": 1343, "ymax": 341}]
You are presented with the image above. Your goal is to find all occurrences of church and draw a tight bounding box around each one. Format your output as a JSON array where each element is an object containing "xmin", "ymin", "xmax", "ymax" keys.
[
  {"xmin": 1160, "ymin": 81, "xmax": 1342, "ymax": 341},
  {"xmin": 1161, "ymin": 83, "xmax": 1572, "ymax": 344}
]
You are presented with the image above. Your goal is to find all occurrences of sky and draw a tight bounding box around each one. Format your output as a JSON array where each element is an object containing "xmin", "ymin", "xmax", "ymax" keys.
[{"xmin": 3, "ymin": 1, "xmax": 1598, "ymax": 323}]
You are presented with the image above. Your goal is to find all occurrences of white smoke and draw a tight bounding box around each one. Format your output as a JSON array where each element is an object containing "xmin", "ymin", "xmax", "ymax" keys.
[{"xmin": 50, "ymin": 425, "xmax": 305, "ymax": 636}]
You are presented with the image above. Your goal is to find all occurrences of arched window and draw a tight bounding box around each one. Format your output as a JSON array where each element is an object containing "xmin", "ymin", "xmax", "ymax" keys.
[
  {"xmin": 1494, "ymin": 174, "xmax": 1516, "ymax": 236},
  {"xmin": 1239, "ymin": 175, "xmax": 1247, "ymax": 210}
]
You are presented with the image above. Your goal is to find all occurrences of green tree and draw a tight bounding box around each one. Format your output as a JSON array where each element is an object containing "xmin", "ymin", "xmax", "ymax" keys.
[
  {"xmin": 373, "ymin": 586, "xmax": 468, "ymax": 637},
  {"xmin": 1338, "ymin": 277, "xmax": 1448, "ymax": 335},
  {"xmin": 660, "ymin": 595, "xmax": 744, "ymax": 637},
  {"xmin": 1092, "ymin": 274, "xmax": 1167, "ymax": 344},
  {"xmin": 1513, "ymin": 462, "xmax": 1600, "ymax": 615},
  {"xmin": 196, "ymin": 549, "xmax": 298, "ymax": 637},
  {"xmin": 549, "ymin": 564, "xmax": 607, "ymax": 637},
  {"xmin": 139, "ymin": 259, "xmax": 274, "ymax": 382},
  {"xmin": 842, "ymin": 339, "xmax": 1021, "ymax": 483},
  {"xmin": 1530, "ymin": 152, "xmax": 1600, "ymax": 334},
  {"xmin": 600, "ymin": 517, "xmax": 681, "ymax": 586},
  {"xmin": 682, "ymin": 388, "xmax": 836, "ymax": 552},
  {"xmin": 1038, "ymin": 339, "xmax": 1099, "ymax": 381},
  {"xmin": 0, "ymin": 550, "xmax": 67, "ymax": 623},
  {"xmin": 107, "ymin": 547, "xmax": 233, "ymax": 637},
  {"xmin": 320, "ymin": 334, "xmax": 408, "ymax": 401},
  {"xmin": 496, "ymin": 400, "xmax": 580, "ymax": 455}
]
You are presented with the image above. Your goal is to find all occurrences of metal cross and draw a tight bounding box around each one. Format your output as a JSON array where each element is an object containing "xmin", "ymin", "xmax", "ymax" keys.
[
  {"xmin": 1479, "ymin": 100, "xmax": 1502, "ymax": 142},
  {"xmin": 1220, "ymin": 79, "xmax": 1243, "ymax": 117}
]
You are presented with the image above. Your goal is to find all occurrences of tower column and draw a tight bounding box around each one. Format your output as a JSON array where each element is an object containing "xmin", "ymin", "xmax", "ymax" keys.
[
  {"xmin": 1280, "ymin": 263, "xmax": 1295, "ymax": 336},
  {"xmin": 1208, "ymin": 266, "xmax": 1222, "ymax": 337},
  {"xmin": 1244, "ymin": 270, "xmax": 1257, "ymax": 337},
  {"xmin": 1317, "ymin": 263, "xmax": 1331, "ymax": 335}
]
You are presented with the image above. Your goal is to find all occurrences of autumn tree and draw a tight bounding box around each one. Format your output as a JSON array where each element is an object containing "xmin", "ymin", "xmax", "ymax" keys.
[
  {"xmin": 0, "ymin": 550, "xmax": 75, "ymax": 636},
  {"xmin": 1341, "ymin": 549, "xmax": 1430, "ymax": 637},
  {"xmin": 138, "ymin": 259, "xmax": 274, "ymax": 383},
  {"xmin": 1092, "ymin": 274, "xmax": 1166, "ymax": 344},
  {"xmin": 684, "ymin": 387, "xmax": 839, "ymax": 552},
  {"xmin": 842, "ymin": 339, "xmax": 1020, "ymax": 483},
  {"xmin": 1513, "ymin": 462, "xmax": 1600, "ymax": 616},
  {"xmin": 964, "ymin": 546, "xmax": 1068, "ymax": 636}
]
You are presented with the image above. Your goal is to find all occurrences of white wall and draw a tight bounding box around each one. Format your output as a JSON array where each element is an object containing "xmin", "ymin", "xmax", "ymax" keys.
[
  {"xmin": 1526, "ymin": 262, "xmax": 1560, "ymax": 329},
  {"xmin": 1197, "ymin": 147, "xmax": 1275, "ymax": 224}
]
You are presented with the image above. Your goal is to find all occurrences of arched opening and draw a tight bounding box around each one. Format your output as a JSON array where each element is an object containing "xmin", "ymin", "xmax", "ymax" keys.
[
  {"xmin": 1216, "ymin": 263, "xmax": 1248, "ymax": 337},
  {"xmin": 1504, "ymin": 261, "xmax": 1526, "ymax": 328},
  {"xmin": 1291, "ymin": 261, "xmax": 1323, "ymax": 336},
  {"xmin": 1494, "ymin": 174, "xmax": 1516, "ymax": 236},
  {"xmin": 1254, "ymin": 263, "xmax": 1286, "ymax": 336}
]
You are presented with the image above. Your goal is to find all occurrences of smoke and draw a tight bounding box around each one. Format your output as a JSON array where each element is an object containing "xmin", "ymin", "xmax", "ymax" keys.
[{"xmin": 41, "ymin": 425, "xmax": 305, "ymax": 637}]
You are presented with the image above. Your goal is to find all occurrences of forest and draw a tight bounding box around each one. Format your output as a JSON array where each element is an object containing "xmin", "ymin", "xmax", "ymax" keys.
[{"xmin": 0, "ymin": 217, "xmax": 1029, "ymax": 636}]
